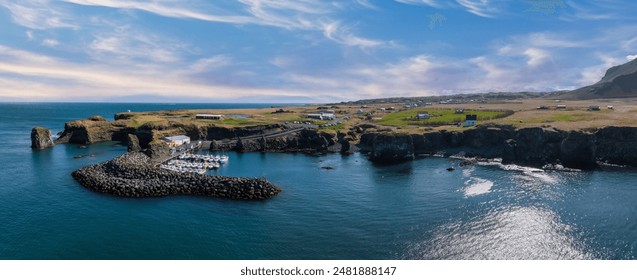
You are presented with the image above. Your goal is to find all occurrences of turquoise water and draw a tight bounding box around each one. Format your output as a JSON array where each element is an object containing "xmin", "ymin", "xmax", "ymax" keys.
[{"xmin": 1, "ymin": 103, "xmax": 637, "ymax": 259}]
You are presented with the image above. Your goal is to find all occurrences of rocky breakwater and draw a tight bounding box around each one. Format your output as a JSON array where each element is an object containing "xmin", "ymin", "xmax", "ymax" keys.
[
  {"xmin": 71, "ymin": 152, "xmax": 281, "ymax": 200},
  {"xmin": 31, "ymin": 127, "xmax": 55, "ymax": 149},
  {"xmin": 359, "ymin": 125, "xmax": 637, "ymax": 169}
]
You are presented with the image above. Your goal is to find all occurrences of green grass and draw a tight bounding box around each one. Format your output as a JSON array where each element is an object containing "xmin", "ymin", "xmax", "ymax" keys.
[
  {"xmin": 214, "ymin": 118, "xmax": 265, "ymax": 126},
  {"xmin": 376, "ymin": 108, "xmax": 512, "ymax": 127},
  {"xmin": 128, "ymin": 115, "xmax": 169, "ymax": 128},
  {"xmin": 319, "ymin": 124, "xmax": 344, "ymax": 131}
]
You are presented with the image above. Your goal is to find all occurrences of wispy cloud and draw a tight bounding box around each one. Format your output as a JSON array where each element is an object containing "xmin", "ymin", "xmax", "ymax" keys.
[
  {"xmin": 88, "ymin": 25, "xmax": 188, "ymax": 64},
  {"xmin": 394, "ymin": 0, "xmax": 447, "ymax": 9},
  {"xmin": 456, "ymin": 0, "xmax": 500, "ymax": 18},
  {"xmin": 0, "ymin": 45, "xmax": 305, "ymax": 101},
  {"xmin": 322, "ymin": 22, "xmax": 385, "ymax": 49},
  {"xmin": 63, "ymin": 0, "xmax": 255, "ymax": 25},
  {"xmin": 0, "ymin": 0, "xmax": 78, "ymax": 29},
  {"xmin": 58, "ymin": 0, "xmax": 387, "ymax": 49}
]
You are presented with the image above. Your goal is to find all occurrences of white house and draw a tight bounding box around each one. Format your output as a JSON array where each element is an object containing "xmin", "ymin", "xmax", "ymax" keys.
[
  {"xmin": 321, "ymin": 113, "xmax": 335, "ymax": 120},
  {"xmin": 196, "ymin": 114, "xmax": 225, "ymax": 120},
  {"xmin": 416, "ymin": 112, "xmax": 430, "ymax": 119},
  {"xmin": 307, "ymin": 113, "xmax": 335, "ymax": 120},
  {"xmin": 162, "ymin": 135, "xmax": 191, "ymax": 147}
]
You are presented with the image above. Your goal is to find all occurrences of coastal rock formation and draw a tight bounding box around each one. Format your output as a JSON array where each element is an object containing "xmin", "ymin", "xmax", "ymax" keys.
[
  {"xmin": 72, "ymin": 152, "xmax": 281, "ymax": 200},
  {"xmin": 207, "ymin": 129, "xmax": 338, "ymax": 154},
  {"xmin": 368, "ymin": 133, "xmax": 415, "ymax": 162},
  {"xmin": 144, "ymin": 139, "xmax": 171, "ymax": 160},
  {"xmin": 559, "ymin": 131, "xmax": 596, "ymax": 169},
  {"xmin": 31, "ymin": 127, "xmax": 54, "ymax": 149},
  {"xmin": 502, "ymin": 127, "xmax": 563, "ymax": 167},
  {"xmin": 55, "ymin": 115, "xmax": 134, "ymax": 145},
  {"xmin": 127, "ymin": 134, "xmax": 141, "ymax": 152},
  {"xmin": 595, "ymin": 127, "xmax": 637, "ymax": 166},
  {"xmin": 358, "ymin": 125, "xmax": 637, "ymax": 169}
]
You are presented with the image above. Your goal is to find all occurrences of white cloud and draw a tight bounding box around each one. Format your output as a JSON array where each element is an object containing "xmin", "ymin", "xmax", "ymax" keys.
[
  {"xmin": 394, "ymin": 0, "xmax": 447, "ymax": 8},
  {"xmin": 577, "ymin": 54, "xmax": 625, "ymax": 85},
  {"xmin": 187, "ymin": 56, "xmax": 233, "ymax": 73},
  {"xmin": 0, "ymin": 44, "xmax": 307, "ymax": 101},
  {"xmin": 322, "ymin": 22, "xmax": 385, "ymax": 49},
  {"xmin": 628, "ymin": 54, "xmax": 637, "ymax": 61},
  {"xmin": 88, "ymin": 26, "xmax": 188, "ymax": 64},
  {"xmin": 0, "ymin": 0, "xmax": 78, "ymax": 29},
  {"xmin": 42, "ymin": 39, "xmax": 59, "ymax": 47},
  {"xmin": 355, "ymin": 0, "xmax": 377, "ymax": 9},
  {"xmin": 457, "ymin": 0, "xmax": 499, "ymax": 18}
]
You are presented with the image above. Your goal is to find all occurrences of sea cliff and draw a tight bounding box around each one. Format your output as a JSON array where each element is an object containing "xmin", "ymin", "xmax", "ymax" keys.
[
  {"xmin": 41, "ymin": 114, "xmax": 637, "ymax": 169},
  {"xmin": 359, "ymin": 125, "xmax": 637, "ymax": 169}
]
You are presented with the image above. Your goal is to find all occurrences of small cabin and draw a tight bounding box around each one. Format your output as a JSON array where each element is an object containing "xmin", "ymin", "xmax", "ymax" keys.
[
  {"xmin": 380, "ymin": 108, "xmax": 386, "ymax": 112},
  {"xmin": 588, "ymin": 106, "xmax": 601, "ymax": 111},
  {"xmin": 607, "ymin": 105, "xmax": 614, "ymax": 110},
  {"xmin": 162, "ymin": 135, "xmax": 191, "ymax": 147},
  {"xmin": 196, "ymin": 114, "xmax": 224, "ymax": 120},
  {"xmin": 307, "ymin": 113, "xmax": 323, "ymax": 120},
  {"xmin": 416, "ymin": 112, "xmax": 430, "ymax": 119},
  {"xmin": 557, "ymin": 105, "xmax": 567, "ymax": 109},
  {"xmin": 321, "ymin": 113, "xmax": 335, "ymax": 120},
  {"xmin": 307, "ymin": 113, "xmax": 335, "ymax": 120},
  {"xmin": 537, "ymin": 105, "xmax": 549, "ymax": 110},
  {"xmin": 464, "ymin": 115, "xmax": 477, "ymax": 127}
]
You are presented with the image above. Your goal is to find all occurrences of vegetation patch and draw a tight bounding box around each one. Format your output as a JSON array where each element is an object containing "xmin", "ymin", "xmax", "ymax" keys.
[{"xmin": 376, "ymin": 108, "xmax": 513, "ymax": 127}]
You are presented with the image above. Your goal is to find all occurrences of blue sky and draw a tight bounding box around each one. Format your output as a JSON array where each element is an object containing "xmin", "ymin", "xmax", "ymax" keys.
[{"xmin": 0, "ymin": 0, "xmax": 636, "ymax": 103}]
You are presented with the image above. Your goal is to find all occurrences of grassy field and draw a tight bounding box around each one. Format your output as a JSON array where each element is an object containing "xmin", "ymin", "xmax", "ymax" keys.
[
  {"xmin": 376, "ymin": 108, "xmax": 512, "ymax": 127},
  {"xmin": 116, "ymin": 98, "xmax": 637, "ymax": 133}
]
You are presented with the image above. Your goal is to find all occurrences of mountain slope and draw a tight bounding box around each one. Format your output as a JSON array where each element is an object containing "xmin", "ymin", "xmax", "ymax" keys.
[{"xmin": 560, "ymin": 58, "xmax": 637, "ymax": 99}]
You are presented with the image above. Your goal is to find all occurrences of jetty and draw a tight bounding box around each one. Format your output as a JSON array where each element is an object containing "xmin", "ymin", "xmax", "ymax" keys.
[{"xmin": 72, "ymin": 152, "xmax": 280, "ymax": 200}]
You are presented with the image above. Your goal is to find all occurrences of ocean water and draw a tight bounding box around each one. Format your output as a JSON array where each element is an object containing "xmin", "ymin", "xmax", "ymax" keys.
[{"xmin": 1, "ymin": 103, "xmax": 637, "ymax": 259}]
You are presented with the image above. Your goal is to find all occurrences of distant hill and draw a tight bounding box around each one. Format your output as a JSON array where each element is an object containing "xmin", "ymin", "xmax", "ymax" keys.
[{"xmin": 560, "ymin": 58, "xmax": 637, "ymax": 99}]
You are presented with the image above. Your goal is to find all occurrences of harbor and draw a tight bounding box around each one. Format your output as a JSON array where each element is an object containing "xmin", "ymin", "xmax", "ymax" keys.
[{"xmin": 160, "ymin": 153, "xmax": 229, "ymax": 174}]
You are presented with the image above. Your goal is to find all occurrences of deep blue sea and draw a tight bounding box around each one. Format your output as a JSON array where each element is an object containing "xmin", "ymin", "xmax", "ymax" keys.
[{"xmin": 1, "ymin": 103, "xmax": 636, "ymax": 260}]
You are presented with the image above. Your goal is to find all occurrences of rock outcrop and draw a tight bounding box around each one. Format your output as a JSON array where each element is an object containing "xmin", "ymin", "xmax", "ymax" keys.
[
  {"xmin": 31, "ymin": 127, "xmax": 54, "ymax": 149},
  {"xmin": 144, "ymin": 139, "xmax": 171, "ymax": 161},
  {"xmin": 359, "ymin": 125, "xmax": 637, "ymax": 169},
  {"xmin": 55, "ymin": 116, "xmax": 134, "ymax": 145},
  {"xmin": 368, "ymin": 133, "xmax": 415, "ymax": 162},
  {"xmin": 127, "ymin": 134, "xmax": 141, "ymax": 152},
  {"xmin": 72, "ymin": 152, "xmax": 281, "ymax": 200}
]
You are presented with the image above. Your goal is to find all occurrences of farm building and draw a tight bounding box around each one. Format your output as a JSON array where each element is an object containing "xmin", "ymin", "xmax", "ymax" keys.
[
  {"xmin": 196, "ymin": 114, "xmax": 225, "ymax": 120},
  {"xmin": 162, "ymin": 135, "xmax": 191, "ymax": 147},
  {"xmin": 416, "ymin": 112, "xmax": 430, "ymax": 119},
  {"xmin": 307, "ymin": 113, "xmax": 335, "ymax": 120},
  {"xmin": 464, "ymin": 115, "xmax": 477, "ymax": 127}
]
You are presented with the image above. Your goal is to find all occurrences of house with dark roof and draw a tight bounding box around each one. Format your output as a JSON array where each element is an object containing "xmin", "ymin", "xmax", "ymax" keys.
[{"xmin": 464, "ymin": 114, "xmax": 477, "ymax": 127}]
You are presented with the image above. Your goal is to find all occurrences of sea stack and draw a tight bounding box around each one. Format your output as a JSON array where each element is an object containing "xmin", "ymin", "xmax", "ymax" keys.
[{"xmin": 31, "ymin": 127, "xmax": 55, "ymax": 150}]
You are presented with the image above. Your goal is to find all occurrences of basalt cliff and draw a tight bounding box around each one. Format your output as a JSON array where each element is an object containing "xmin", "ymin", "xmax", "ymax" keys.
[
  {"xmin": 38, "ymin": 114, "xmax": 637, "ymax": 170},
  {"xmin": 47, "ymin": 114, "xmax": 356, "ymax": 154},
  {"xmin": 360, "ymin": 125, "xmax": 637, "ymax": 169}
]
